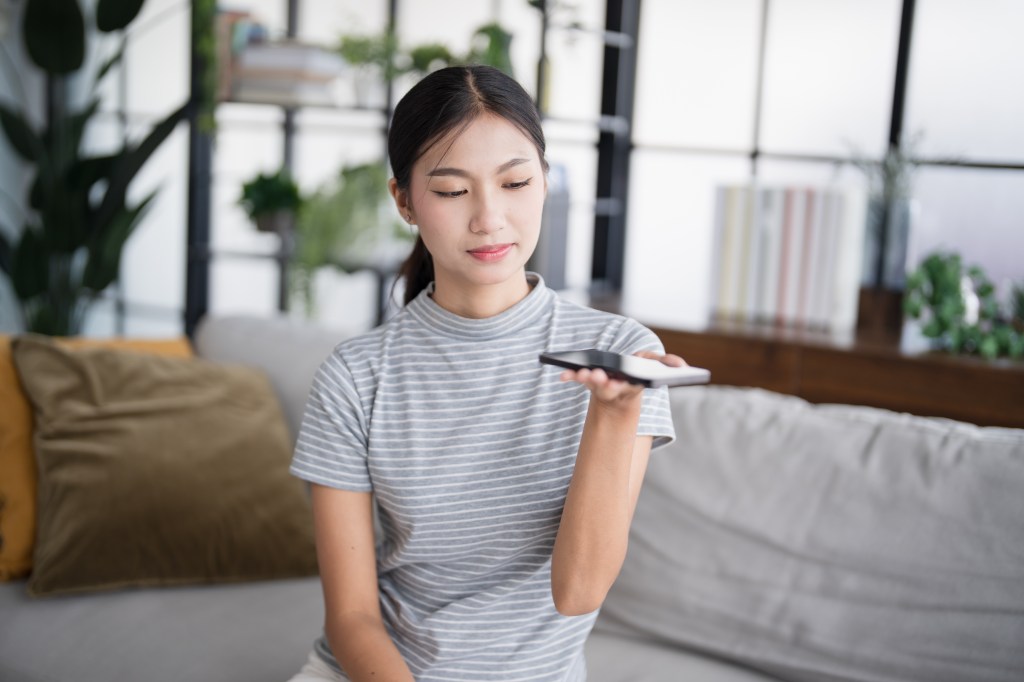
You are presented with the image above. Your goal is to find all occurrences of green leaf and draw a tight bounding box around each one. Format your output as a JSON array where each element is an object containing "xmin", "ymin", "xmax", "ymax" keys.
[
  {"xmin": 91, "ymin": 102, "xmax": 186, "ymax": 236},
  {"xmin": 24, "ymin": 0, "xmax": 86, "ymax": 75},
  {"xmin": 921, "ymin": 319, "xmax": 942, "ymax": 339},
  {"xmin": 69, "ymin": 154, "xmax": 118, "ymax": 195},
  {"xmin": 1008, "ymin": 332, "xmax": 1024, "ymax": 359},
  {"xmin": 979, "ymin": 335, "xmax": 999, "ymax": 360},
  {"xmin": 95, "ymin": 43, "xmax": 125, "ymax": 84},
  {"xmin": 10, "ymin": 227, "xmax": 48, "ymax": 300},
  {"xmin": 904, "ymin": 297, "xmax": 922, "ymax": 319},
  {"xmin": 29, "ymin": 167, "xmax": 48, "ymax": 212},
  {"xmin": 28, "ymin": 305, "xmax": 60, "ymax": 336},
  {"xmin": 948, "ymin": 326, "xmax": 965, "ymax": 352},
  {"xmin": 0, "ymin": 227, "xmax": 11, "ymax": 275},
  {"xmin": 0, "ymin": 103, "xmax": 44, "ymax": 162},
  {"xmin": 83, "ymin": 191, "xmax": 156, "ymax": 291},
  {"xmin": 68, "ymin": 98, "xmax": 101, "ymax": 153},
  {"xmin": 96, "ymin": 0, "xmax": 146, "ymax": 32}
]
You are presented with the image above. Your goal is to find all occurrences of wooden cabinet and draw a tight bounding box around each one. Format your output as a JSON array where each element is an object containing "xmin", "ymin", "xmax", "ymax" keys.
[{"xmin": 651, "ymin": 323, "xmax": 1024, "ymax": 429}]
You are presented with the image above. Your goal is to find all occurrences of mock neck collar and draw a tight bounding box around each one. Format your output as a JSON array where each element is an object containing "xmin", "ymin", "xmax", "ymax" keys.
[{"xmin": 407, "ymin": 273, "xmax": 553, "ymax": 340}]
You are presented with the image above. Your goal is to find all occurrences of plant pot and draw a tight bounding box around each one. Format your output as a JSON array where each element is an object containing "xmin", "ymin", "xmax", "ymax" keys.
[
  {"xmin": 255, "ymin": 210, "xmax": 296, "ymax": 235},
  {"xmin": 351, "ymin": 68, "xmax": 387, "ymax": 109}
]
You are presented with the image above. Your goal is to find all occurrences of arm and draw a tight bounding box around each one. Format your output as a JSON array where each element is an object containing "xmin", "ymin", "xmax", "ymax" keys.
[
  {"xmin": 311, "ymin": 484, "xmax": 414, "ymax": 682},
  {"xmin": 550, "ymin": 351, "xmax": 683, "ymax": 617}
]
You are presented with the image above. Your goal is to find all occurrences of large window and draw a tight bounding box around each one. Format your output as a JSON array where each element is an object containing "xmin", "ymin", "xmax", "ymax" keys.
[{"xmin": 626, "ymin": 0, "xmax": 1024, "ymax": 329}]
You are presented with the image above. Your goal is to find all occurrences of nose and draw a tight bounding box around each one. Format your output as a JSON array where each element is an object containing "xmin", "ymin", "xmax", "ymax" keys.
[{"xmin": 469, "ymin": 190, "xmax": 505, "ymax": 235}]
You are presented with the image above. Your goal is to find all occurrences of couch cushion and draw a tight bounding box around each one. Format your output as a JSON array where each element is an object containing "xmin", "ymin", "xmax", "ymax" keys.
[
  {"xmin": 585, "ymin": 630, "xmax": 782, "ymax": 682},
  {"xmin": 0, "ymin": 334, "xmax": 193, "ymax": 581},
  {"xmin": 0, "ymin": 576, "xmax": 323, "ymax": 682},
  {"xmin": 11, "ymin": 335, "xmax": 318, "ymax": 596},
  {"xmin": 595, "ymin": 385, "xmax": 1024, "ymax": 682}
]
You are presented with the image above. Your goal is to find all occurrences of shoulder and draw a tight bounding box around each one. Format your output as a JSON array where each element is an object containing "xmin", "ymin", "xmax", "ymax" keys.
[
  {"xmin": 313, "ymin": 310, "xmax": 410, "ymax": 392},
  {"xmin": 551, "ymin": 294, "xmax": 664, "ymax": 354}
]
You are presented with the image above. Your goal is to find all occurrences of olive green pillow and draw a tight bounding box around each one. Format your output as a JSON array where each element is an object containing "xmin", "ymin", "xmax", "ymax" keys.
[{"xmin": 11, "ymin": 335, "xmax": 318, "ymax": 596}]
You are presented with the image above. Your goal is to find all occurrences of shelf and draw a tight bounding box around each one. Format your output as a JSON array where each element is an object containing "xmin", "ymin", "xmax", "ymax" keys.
[{"xmin": 643, "ymin": 319, "xmax": 1024, "ymax": 429}]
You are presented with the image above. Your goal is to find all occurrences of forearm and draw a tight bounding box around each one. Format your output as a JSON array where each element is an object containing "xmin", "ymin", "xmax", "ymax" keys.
[
  {"xmin": 327, "ymin": 612, "xmax": 414, "ymax": 682},
  {"xmin": 551, "ymin": 396, "xmax": 641, "ymax": 616}
]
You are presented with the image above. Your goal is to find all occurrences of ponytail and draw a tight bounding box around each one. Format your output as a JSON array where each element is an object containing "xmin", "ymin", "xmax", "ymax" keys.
[{"xmin": 397, "ymin": 236, "xmax": 434, "ymax": 305}]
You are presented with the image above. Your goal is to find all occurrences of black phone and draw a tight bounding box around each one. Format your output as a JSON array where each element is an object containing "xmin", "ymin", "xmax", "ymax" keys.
[{"xmin": 539, "ymin": 349, "xmax": 711, "ymax": 388}]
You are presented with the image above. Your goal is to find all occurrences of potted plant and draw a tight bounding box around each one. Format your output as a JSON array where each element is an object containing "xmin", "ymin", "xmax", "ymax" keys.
[
  {"xmin": 0, "ymin": 0, "xmax": 193, "ymax": 335},
  {"xmin": 466, "ymin": 22, "xmax": 515, "ymax": 76},
  {"xmin": 336, "ymin": 32, "xmax": 399, "ymax": 107},
  {"xmin": 405, "ymin": 43, "xmax": 457, "ymax": 78},
  {"xmin": 904, "ymin": 251, "xmax": 1024, "ymax": 360},
  {"xmin": 238, "ymin": 168, "xmax": 303, "ymax": 234},
  {"xmin": 291, "ymin": 160, "xmax": 411, "ymax": 316}
]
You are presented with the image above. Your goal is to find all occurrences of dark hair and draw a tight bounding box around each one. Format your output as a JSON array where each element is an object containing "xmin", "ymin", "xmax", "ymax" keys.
[{"xmin": 389, "ymin": 65, "xmax": 548, "ymax": 305}]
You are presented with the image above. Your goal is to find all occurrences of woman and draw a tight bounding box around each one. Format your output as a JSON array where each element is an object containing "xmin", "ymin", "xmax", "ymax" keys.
[{"xmin": 288, "ymin": 65, "xmax": 680, "ymax": 682}]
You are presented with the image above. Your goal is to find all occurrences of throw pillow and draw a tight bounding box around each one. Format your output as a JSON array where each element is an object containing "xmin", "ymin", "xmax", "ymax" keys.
[
  {"xmin": 11, "ymin": 335, "xmax": 318, "ymax": 596},
  {"xmin": 0, "ymin": 334, "xmax": 194, "ymax": 581}
]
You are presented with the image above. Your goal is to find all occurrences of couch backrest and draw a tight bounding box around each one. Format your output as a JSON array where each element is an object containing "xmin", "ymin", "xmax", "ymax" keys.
[
  {"xmin": 192, "ymin": 315, "xmax": 355, "ymax": 441},
  {"xmin": 596, "ymin": 385, "xmax": 1024, "ymax": 682}
]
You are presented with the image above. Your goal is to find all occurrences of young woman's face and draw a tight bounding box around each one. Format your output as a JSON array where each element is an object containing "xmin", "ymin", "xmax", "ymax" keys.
[{"xmin": 402, "ymin": 113, "xmax": 547, "ymax": 302}]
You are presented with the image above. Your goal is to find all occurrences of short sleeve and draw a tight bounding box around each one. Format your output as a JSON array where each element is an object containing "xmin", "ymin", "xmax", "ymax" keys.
[
  {"xmin": 290, "ymin": 353, "xmax": 373, "ymax": 491},
  {"xmin": 607, "ymin": 319, "xmax": 677, "ymax": 449}
]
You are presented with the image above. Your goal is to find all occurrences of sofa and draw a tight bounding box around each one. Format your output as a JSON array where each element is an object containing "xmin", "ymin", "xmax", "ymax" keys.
[{"xmin": 1, "ymin": 314, "xmax": 1022, "ymax": 682}]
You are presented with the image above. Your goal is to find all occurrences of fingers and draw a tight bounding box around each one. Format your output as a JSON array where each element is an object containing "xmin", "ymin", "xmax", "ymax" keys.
[
  {"xmin": 559, "ymin": 367, "xmax": 643, "ymax": 401},
  {"xmin": 634, "ymin": 350, "xmax": 687, "ymax": 367}
]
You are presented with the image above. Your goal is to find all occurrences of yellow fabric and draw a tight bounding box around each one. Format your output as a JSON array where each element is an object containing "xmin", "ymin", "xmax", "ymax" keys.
[{"xmin": 0, "ymin": 334, "xmax": 194, "ymax": 580}]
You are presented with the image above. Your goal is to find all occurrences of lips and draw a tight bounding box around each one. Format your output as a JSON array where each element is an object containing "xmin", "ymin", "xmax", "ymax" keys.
[{"xmin": 467, "ymin": 243, "xmax": 514, "ymax": 262}]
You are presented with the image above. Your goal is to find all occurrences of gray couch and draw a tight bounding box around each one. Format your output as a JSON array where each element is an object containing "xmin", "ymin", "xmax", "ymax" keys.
[{"xmin": 2, "ymin": 315, "xmax": 1022, "ymax": 682}]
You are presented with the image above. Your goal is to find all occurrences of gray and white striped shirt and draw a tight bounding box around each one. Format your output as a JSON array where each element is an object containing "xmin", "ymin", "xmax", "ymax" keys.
[{"xmin": 290, "ymin": 274, "xmax": 675, "ymax": 681}]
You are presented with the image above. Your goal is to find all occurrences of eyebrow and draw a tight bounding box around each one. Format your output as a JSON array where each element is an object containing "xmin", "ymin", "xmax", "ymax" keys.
[{"xmin": 426, "ymin": 157, "xmax": 532, "ymax": 178}]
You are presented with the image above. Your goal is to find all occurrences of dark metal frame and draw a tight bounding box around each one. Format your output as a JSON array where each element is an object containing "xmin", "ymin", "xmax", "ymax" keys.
[{"xmin": 591, "ymin": 0, "xmax": 641, "ymax": 292}]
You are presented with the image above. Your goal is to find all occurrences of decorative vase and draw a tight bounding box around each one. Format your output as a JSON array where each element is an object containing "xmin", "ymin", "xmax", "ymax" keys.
[{"xmin": 861, "ymin": 196, "xmax": 918, "ymax": 290}]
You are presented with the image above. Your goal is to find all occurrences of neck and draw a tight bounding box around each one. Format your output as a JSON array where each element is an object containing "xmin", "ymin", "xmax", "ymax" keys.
[{"xmin": 431, "ymin": 272, "xmax": 532, "ymax": 319}]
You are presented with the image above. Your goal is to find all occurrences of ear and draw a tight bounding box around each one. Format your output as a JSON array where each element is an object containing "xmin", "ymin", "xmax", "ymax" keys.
[{"xmin": 388, "ymin": 178, "xmax": 414, "ymax": 223}]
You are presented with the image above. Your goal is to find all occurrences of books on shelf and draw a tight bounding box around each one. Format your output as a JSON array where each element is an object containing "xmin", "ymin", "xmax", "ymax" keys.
[
  {"xmin": 227, "ymin": 39, "xmax": 347, "ymax": 108},
  {"xmin": 709, "ymin": 184, "xmax": 866, "ymax": 333}
]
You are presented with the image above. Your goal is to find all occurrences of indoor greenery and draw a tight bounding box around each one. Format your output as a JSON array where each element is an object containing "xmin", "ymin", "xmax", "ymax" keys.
[
  {"xmin": 238, "ymin": 168, "xmax": 303, "ymax": 233},
  {"xmin": 336, "ymin": 20, "xmax": 516, "ymax": 83},
  {"xmin": 337, "ymin": 32, "xmax": 402, "ymax": 81},
  {"xmin": 0, "ymin": 0, "xmax": 202, "ymax": 335},
  {"xmin": 291, "ymin": 160, "xmax": 410, "ymax": 315},
  {"xmin": 904, "ymin": 251, "xmax": 1024, "ymax": 360}
]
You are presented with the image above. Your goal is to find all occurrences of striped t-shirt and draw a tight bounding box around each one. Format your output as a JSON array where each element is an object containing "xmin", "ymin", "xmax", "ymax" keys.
[{"xmin": 290, "ymin": 274, "xmax": 675, "ymax": 681}]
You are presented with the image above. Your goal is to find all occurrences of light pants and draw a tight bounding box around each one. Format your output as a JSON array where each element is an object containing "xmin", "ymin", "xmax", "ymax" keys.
[{"xmin": 286, "ymin": 651, "xmax": 344, "ymax": 682}]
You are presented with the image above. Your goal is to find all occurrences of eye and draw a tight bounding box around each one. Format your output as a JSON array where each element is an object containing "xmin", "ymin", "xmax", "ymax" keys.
[
  {"xmin": 504, "ymin": 178, "xmax": 532, "ymax": 190},
  {"xmin": 432, "ymin": 189, "xmax": 468, "ymax": 198}
]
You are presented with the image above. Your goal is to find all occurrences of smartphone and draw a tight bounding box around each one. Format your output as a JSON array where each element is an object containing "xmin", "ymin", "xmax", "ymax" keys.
[{"xmin": 539, "ymin": 349, "xmax": 710, "ymax": 388}]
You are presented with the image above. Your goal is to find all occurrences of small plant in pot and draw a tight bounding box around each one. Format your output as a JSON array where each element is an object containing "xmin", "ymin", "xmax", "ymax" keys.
[
  {"xmin": 336, "ymin": 32, "xmax": 400, "ymax": 107},
  {"xmin": 904, "ymin": 251, "xmax": 1024, "ymax": 360},
  {"xmin": 238, "ymin": 169, "xmax": 303, "ymax": 234}
]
